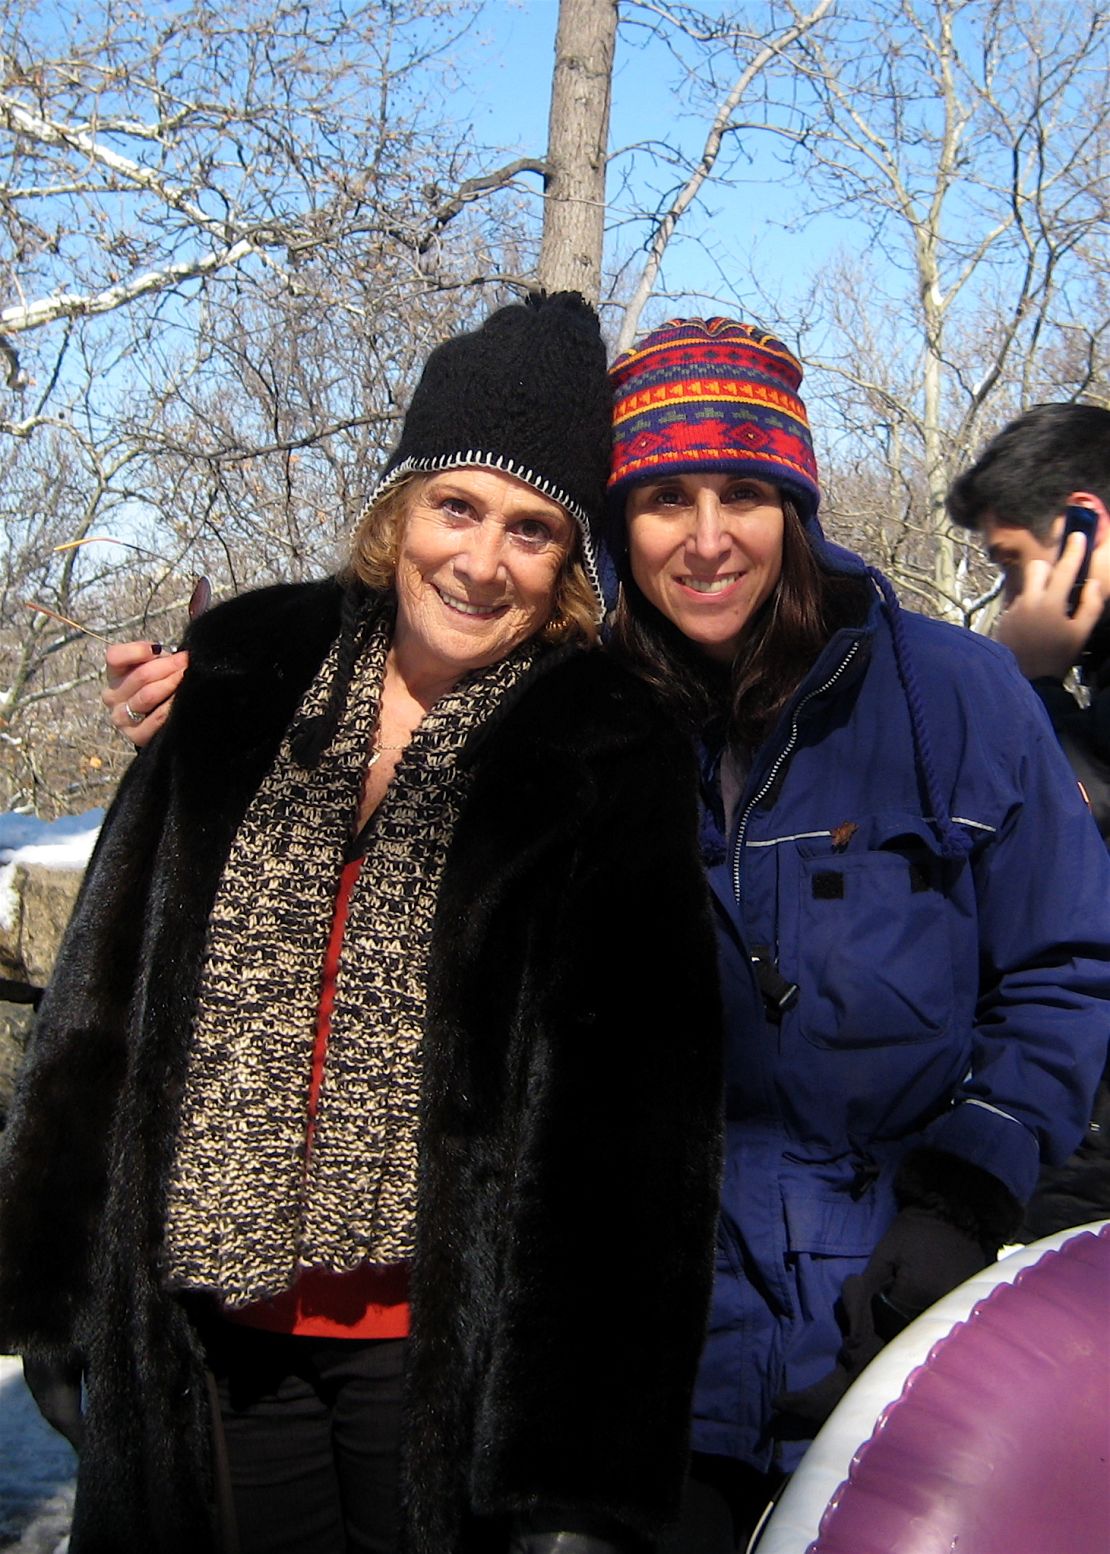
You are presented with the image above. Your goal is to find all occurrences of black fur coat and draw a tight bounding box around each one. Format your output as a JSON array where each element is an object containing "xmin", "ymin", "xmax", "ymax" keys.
[{"xmin": 0, "ymin": 579, "xmax": 724, "ymax": 1554}]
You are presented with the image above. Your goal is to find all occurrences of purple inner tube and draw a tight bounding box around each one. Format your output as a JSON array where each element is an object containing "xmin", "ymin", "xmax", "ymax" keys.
[{"xmin": 809, "ymin": 1223, "xmax": 1110, "ymax": 1554}]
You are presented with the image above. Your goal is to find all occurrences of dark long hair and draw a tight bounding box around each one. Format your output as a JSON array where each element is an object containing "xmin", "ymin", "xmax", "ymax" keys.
[{"xmin": 609, "ymin": 495, "xmax": 838, "ymax": 747}]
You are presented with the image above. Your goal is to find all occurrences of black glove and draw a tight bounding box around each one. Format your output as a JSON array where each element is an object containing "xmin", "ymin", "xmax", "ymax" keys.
[
  {"xmin": 23, "ymin": 1352, "xmax": 84, "ymax": 1449},
  {"xmin": 773, "ymin": 1150, "xmax": 1021, "ymax": 1434}
]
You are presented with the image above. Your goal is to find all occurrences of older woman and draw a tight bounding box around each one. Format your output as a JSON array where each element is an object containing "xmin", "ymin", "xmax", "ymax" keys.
[
  {"xmin": 603, "ymin": 318, "xmax": 1110, "ymax": 1549},
  {"xmin": 0, "ymin": 295, "xmax": 724, "ymax": 1554}
]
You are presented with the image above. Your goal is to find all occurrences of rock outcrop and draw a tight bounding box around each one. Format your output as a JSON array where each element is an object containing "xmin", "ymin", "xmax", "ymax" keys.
[{"xmin": 0, "ymin": 861, "xmax": 86, "ymax": 1120}]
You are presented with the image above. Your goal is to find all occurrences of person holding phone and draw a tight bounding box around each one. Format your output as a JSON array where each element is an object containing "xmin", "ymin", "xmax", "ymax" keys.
[
  {"xmin": 948, "ymin": 402, "xmax": 1110, "ymax": 1242},
  {"xmin": 947, "ymin": 402, "xmax": 1110, "ymax": 837}
]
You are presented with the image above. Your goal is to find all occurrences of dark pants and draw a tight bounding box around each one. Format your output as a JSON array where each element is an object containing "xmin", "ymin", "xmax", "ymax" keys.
[
  {"xmin": 657, "ymin": 1454, "xmax": 783, "ymax": 1554},
  {"xmin": 205, "ymin": 1326, "xmax": 405, "ymax": 1554}
]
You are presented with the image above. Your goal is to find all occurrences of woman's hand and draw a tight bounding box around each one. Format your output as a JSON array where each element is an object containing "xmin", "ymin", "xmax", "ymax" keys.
[{"xmin": 103, "ymin": 641, "xmax": 189, "ymax": 747}]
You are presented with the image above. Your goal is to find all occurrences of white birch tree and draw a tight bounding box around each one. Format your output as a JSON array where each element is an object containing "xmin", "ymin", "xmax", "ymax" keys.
[{"xmin": 767, "ymin": 0, "xmax": 1109, "ymax": 622}]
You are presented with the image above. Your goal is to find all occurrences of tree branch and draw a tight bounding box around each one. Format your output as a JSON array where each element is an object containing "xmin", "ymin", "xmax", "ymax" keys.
[
  {"xmin": 616, "ymin": 0, "xmax": 835, "ymax": 352},
  {"xmin": 1, "ymin": 239, "xmax": 257, "ymax": 334},
  {"xmin": 417, "ymin": 156, "xmax": 547, "ymax": 255}
]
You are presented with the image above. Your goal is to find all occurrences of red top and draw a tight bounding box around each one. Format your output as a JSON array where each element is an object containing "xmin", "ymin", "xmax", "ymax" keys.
[{"xmin": 225, "ymin": 855, "xmax": 411, "ymax": 1338}]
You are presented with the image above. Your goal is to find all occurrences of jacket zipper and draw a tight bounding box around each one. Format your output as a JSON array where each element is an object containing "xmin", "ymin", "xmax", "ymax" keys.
[{"xmin": 731, "ymin": 638, "xmax": 863, "ymax": 904}]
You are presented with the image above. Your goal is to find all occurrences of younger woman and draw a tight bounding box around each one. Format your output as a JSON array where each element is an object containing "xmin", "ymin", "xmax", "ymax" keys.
[{"xmin": 604, "ymin": 318, "xmax": 1110, "ymax": 1550}]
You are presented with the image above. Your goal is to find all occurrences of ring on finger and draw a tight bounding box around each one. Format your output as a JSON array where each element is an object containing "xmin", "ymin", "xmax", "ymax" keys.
[{"xmin": 124, "ymin": 702, "xmax": 145, "ymax": 725}]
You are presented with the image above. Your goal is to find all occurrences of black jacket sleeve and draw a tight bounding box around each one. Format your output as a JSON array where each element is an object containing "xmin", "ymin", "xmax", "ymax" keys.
[
  {"xmin": 1030, "ymin": 675, "xmax": 1110, "ymax": 843},
  {"xmin": 0, "ymin": 737, "xmax": 171, "ymax": 1358},
  {"xmin": 409, "ymin": 653, "xmax": 725, "ymax": 1546}
]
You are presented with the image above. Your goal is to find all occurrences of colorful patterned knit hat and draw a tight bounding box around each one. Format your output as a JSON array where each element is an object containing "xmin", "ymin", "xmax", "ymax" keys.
[{"xmin": 607, "ymin": 318, "xmax": 821, "ymax": 520}]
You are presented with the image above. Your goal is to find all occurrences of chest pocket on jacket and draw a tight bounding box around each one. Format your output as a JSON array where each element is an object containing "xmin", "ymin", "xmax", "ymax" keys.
[{"xmin": 788, "ymin": 821, "xmax": 955, "ymax": 1050}]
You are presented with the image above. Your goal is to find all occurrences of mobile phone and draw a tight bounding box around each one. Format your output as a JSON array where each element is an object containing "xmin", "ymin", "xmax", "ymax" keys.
[
  {"xmin": 1059, "ymin": 504, "xmax": 1097, "ymax": 617},
  {"xmin": 188, "ymin": 576, "xmax": 212, "ymax": 624},
  {"xmin": 165, "ymin": 577, "xmax": 212, "ymax": 652}
]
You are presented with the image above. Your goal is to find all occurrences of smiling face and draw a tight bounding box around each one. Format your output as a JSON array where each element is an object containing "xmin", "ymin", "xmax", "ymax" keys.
[
  {"xmin": 392, "ymin": 467, "xmax": 575, "ymax": 682},
  {"xmin": 625, "ymin": 472, "xmax": 785, "ymax": 662}
]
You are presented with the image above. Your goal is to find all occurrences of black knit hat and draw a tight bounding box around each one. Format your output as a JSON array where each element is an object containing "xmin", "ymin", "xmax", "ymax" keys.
[
  {"xmin": 367, "ymin": 290, "xmax": 611, "ymax": 612},
  {"xmin": 291, "ymin": 293, "xmax": 610, "ymax": 769}
]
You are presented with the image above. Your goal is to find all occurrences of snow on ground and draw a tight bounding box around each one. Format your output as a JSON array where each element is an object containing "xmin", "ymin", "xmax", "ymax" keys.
[
  {"xmin": 0, "ymin": 1356, "xmax": 73, "ymax": 1552},
  {"xmin": 0, "ymin": 812, "xmax": 103, "ymax": 933}
]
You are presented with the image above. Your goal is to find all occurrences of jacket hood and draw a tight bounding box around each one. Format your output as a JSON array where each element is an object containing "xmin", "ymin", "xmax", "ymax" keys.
[{"xmin": 807, "ymin": 537, "xmax": 974, "ymax": 863}]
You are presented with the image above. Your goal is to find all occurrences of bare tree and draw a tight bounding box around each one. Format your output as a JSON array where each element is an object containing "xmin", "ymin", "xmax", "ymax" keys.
[
  {"xmin": 0, "ymin": 0, "xmax": 546, "ymax": 809},
  {"xmin": 5, "ymin": 0, "xmax": 1106, "ymax": 811},
  {"xmin": 771, "ymin": 0, "xmax": 1109, "ymax": 621},
  {"xmin": 594, "ymin": 0, "xmax": 1105, "ymax": 624},
  {"xmin": 538, "ymin": 0, "xmax": 618, "ymax": 302},
  {"xmin": 612, "ymin": 0, "xmax": 835, "ymax": 352},
  {"xmin": 0, "ymin": 261, "xmax": 503, "ymax": 812},
  {"xmin": 0, "ymin": 0, "xmax": 541, "ymax": 389}
]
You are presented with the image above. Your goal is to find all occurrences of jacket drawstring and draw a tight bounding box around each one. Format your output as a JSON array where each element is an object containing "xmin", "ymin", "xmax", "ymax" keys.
[{"xmin": 868, "ymin": 567, "xmax": 973, "ymax": 862}]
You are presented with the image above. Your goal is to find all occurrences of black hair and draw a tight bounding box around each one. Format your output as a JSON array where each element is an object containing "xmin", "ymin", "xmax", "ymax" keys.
[{"xmin": 947, "ymin": 402, "xmax": 1110, "ymax": 539}]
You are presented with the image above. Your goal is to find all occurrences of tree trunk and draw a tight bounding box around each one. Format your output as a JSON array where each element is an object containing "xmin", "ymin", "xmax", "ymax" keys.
[{"xmin": 538, "ymin": 0, "xmax": 617, "ymax": 304}]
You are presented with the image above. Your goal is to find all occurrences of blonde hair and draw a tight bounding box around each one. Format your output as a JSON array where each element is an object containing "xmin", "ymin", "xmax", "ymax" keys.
[{"xmin": 346, "ymin": 471, "xmax": 599, "ymax": 647}]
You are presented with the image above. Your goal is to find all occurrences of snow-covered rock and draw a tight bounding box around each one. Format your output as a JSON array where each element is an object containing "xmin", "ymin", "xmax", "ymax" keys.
[
  {"xmin": 0, "ymin": 811, "xmax": 103, "ymax": 1116},
  {"xmin": 0, "ymin": 813, "xmax": 102, "ymax": 955},
  {"xmin": 0, "ymin": 817, "xmax": 100, "ymax": 1546}
]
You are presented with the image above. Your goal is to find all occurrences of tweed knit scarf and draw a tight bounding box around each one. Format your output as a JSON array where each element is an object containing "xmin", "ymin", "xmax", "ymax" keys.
[{"xmin": 161, "ymin": 611, "xmax": 536, "ymax": 1308}]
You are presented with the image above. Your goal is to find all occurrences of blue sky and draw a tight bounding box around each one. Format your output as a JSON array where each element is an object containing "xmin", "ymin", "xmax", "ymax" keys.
[{"xmin": 445, "ymin": 0, "xmax": 850, "ymax": 330}]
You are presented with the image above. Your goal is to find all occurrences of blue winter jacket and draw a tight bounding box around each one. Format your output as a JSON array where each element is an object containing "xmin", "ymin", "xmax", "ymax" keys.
[{"xmin": 691, "ymin": 538, "xmax": 1110, "ymax": 1473}]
